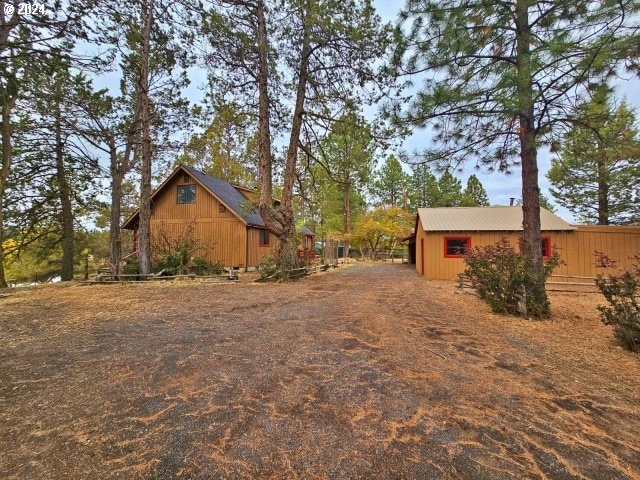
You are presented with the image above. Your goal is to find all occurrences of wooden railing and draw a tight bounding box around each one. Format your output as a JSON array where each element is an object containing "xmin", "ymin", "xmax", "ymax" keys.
[
  {"xmin": 457, "ymin": 273, "xmax": 598, "ymax": 292},
  {"xmin": 547, "ymin": 274, "xmax": 597, "ymax": 287}
]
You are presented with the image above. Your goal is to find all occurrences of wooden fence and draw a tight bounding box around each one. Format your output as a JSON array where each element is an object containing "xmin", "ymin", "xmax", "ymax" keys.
[
  {"xmin": 81, "ymin": 267, "xmax": 241, "ymax": 285},
  {"xmin": 457, "ymin": 273, "xmax": 599, "ymax": 293}
]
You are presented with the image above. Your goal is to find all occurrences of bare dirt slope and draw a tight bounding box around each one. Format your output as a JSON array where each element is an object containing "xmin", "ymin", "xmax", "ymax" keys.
[{"xmin": 1, "ymin": 263, "xmax": 639, "ymax": 479}]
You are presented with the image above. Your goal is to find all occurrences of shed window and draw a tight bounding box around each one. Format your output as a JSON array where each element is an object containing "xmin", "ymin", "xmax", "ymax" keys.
[
  {"xmin": 519, "ymin": 236, "xmax": 552, "ymax": 258},
  {"xmin": 218, "ymin": 204, "xmax": 227, "ymax": 213},
  {"xmin": 177, "ymin": 184, "xmax": 196, "ymax": 204},
  {"xmin": 259, "ymin": 229, "xmax": 269, "ymax": 246},
  {"xmin": 541, "ymin": 236, "xmax": 551, "ymax": 258},
  {"xmin": 444, "ymin": 236, "xmax": 471, "ymax": 258}
]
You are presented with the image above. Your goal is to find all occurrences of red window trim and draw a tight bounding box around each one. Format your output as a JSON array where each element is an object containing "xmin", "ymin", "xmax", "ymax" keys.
[
  {"xmin": 542, "ymin": 236, "xmax": 551, "ymax": 258},
  {"xmin": 444, "ymin": 236, "xmax": 471, "ymax": 258},
  {"xmin": 259, "ymin": 229, "xmax": 269, "ymax": 246},
  {"xmin": 518, "ymin": 235, "xmax": 552, "ymax": 258},
  {"xmin": 132, "ymin": 227, "xmax": 138, "ymax": 253}
]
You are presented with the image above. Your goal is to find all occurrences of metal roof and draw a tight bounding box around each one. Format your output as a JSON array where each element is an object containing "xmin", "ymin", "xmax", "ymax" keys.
[{"xmin": 416, "ymin": 206, "xmax": 576, "ymax": 232}]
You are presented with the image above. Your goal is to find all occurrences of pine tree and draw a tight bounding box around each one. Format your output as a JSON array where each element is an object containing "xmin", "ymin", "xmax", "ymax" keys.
[
  {"xmin": 204, "ymin": 0, "xmax": 391, "ymax": 270},
  {"xmin": 462, "ymin": 175, "xmax": 490, "ymax": 207},
  {"xmin": 372, "ymin": 155, "xmax": 411, "ymax": 207},
  {"xmin": 177, "ymin": 103, "xmax": 258, "ymax": 187},
  {"xmin": 91, "ymin": 0, "xmax": 194, "ymax": 275},
  {"xmin": 408, "ymin": 163, "xmax": 439, "ymax": 211},
  {"xmin": 392, "ymin": 0, "xmax": 639, "ymax": 317},
  {"xmin": 547, "ymin": 90, "xmax": 640, "ymax": 225},
  {"xmin": 317, "ymin": 114, "xmax": 376, "ymax": 241},
  {"xmin": 0, "ymin": 2, "xmax": 89, "ymax": 287},
  {"xmin": 436, "ymin": 171, "xmax": 464, "ymax": 207}
]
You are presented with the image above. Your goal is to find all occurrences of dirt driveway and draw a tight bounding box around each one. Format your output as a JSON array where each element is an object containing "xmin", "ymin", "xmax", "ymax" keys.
[{"xmin": 1, "ymin": 263, "xmax": 639, "ymax": 479}]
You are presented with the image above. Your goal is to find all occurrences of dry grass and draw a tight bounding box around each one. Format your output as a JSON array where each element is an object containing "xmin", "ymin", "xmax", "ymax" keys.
[{"xmin": 1, "ymin": 263, "xmax": 639, "ymax": 479}]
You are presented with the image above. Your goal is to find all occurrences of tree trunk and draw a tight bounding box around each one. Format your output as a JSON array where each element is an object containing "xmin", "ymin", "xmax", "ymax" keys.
[
  {"xmin": 137, "ymin": 0, "xmax": 153, "ymax": 275},
  {"xmin": 278, "ymin": 1, "xmax": 312, "ymax": 268},
  {"xmin": 343, "ymin": 180, "xmax": 352, "ymax": 235},
  {"xmin": 109, "ymin": 145, "xmax": 124, "ymax": 277},
  {"xmin": 515, "ymin": 0, "xmax": 549, "ymax": 317},
  {"xmin": 343, "ymin": 180, "xmax": 351, "ymax": 257},
  {"xmin": 596, "ymin": 139, "xmax": 610, "ymax": 225},
  {"xmin": 0, "ymin": 97, "xmax": 15, "ymax": 288},
  {"xmin": 54, "ymin": 102, "xmax": 74, "ymax": 281},
  {"xmin": 256, "ymin": 0, "xmax": 275, "ymax": 229},
  {"xmin": 109, "ymin": 94, "xmax": 139, "ymax": 277}
]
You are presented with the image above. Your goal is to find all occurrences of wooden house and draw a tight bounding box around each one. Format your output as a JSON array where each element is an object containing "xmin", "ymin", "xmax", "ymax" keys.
[
  {"xmin": 122, "ymin": 165, "xmax": 314, "ymax": 269},
  {"xmin": 408, "ymin": 206, "xmax": 640, "ymax": 281}
]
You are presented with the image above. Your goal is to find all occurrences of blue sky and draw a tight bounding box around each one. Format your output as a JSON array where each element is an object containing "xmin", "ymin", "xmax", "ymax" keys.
[{"xmin": 373, "ymin": 1, "xmax": 640, "ymax": 221}]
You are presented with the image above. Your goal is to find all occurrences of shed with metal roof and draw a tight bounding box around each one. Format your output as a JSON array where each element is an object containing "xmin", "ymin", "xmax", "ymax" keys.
[{"xmin": 410, "ymin": 207, "xmax": 640, "ymax": 281}]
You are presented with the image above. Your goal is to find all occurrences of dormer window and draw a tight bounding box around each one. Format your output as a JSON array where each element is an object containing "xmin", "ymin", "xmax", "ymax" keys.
[{"xmin": 177, "ymin": 184, "xmax": 196, "ymax": 204}]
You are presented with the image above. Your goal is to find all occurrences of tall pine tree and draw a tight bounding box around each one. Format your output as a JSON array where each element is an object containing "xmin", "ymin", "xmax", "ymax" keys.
[
  {"xmin": 392, "ymin": 0, "xmax": 639, "ymax": 316},
  {"xmin": 548, "ymin": 90, "xmax": 640, "ymax": 225},
  {"xmin": 372, "ymin": 155, "xmax": 411, "ymax": 208},
  {"xmin": 462, "ymin": 175, "xmax": 490, "ymax": 207}
]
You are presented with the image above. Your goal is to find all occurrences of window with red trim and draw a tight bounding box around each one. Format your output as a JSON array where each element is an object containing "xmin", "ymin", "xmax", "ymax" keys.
[
  {"xmin": 444, "ymin": 236, "xmax": 471, "ymax": 258},
  {"xmin": 541, "ymin": 236, "xmax": 551, "ymax": 257},
  {"xmin": 259, "ymin": 229, "xmax": 269, "ymax": 246},
  {"xmin": 518, "ymin": 236, "xmax": 551, "ymax": 257}
]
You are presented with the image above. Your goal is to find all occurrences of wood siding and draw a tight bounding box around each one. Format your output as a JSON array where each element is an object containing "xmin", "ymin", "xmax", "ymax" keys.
[
  {"xmin": 149, "ymin": 174, "xmax": 248, "ymax": 267},
  {"xmin": 415, "ymin": 225, "xmax": 640, "ymax": 281},
  {"xmin": 247, "ymin": 228, "xmax": 276, "ymax": 267}
]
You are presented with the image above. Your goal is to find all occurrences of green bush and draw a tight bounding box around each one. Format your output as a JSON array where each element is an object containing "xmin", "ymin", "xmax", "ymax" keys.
[
  {"xmin": 151, "ymin": 220, "xmax": 208, "ymax": 275},
  {"xmin": 122, "ymin": 259, "xmax": 140, "ymax": 275},
  {"xmin": 256, "ymin": 255, "xmax": 277, "ymax": 279},
  {"xmin": 463, "ymin": 238, "xmax": 560, "ymax": 318},
  {"xmin": 596, "ymin": 254, "xmax": 640, "ymax": 352},
  {"xmin": 153, "ymin": 251, "xmax": 190, "ymax": 275},
  {"xmin": 191, "ymin": 258, "xmax": 224, "ymax": 276}
]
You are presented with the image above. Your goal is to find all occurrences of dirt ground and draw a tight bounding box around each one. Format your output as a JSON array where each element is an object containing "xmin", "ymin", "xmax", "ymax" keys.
[{"xmin": 1, "ymin": 263, "xmax": 639, "ymax": 479}]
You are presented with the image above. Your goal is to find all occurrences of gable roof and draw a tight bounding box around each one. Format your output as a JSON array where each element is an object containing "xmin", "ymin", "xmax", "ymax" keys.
[
  {"xmin": 122, "ymin": 166, "xmax": 316, "ymax": 236},
  {"xmin": 416, "ymin": 206, "xmax": 576, "ymax": 232},
  {"xmin": 122, "ymin": 165, "xmax": 264, "ymax": 229},
  {"xmin": 181, "ymin": 166, "xmax": 264, "ymax": 226},
  {"xmin": 300, "ymin": 226, "xmax": 314, "ymax": 236}
]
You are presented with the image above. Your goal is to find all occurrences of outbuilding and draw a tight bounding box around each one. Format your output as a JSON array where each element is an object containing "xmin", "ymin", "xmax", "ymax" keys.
[{"xmin": 410, "ymin": 206, "xmax": 640, "ymax": 281}]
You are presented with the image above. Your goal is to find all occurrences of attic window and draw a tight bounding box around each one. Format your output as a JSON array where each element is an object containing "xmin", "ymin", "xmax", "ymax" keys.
[
  {"xmin": 182, "ymin": 173, "xmax": 190, "ymax": 182},
  {"xmin": 218, "ymin": 204, "xmax": 226, "ymax": 213},
  {"xmin": 444, "ymin": 236, "xmax": 471, "ymax": 258},
  {"xmin": 177, "ymin": 184, "xmax": 196, "ymax": 204}
]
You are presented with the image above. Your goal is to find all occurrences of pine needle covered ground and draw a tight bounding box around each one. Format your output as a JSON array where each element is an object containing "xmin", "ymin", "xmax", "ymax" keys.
[{"xmin": 1, "ymin": 264, "xmax": 639, "ymax": 479}]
